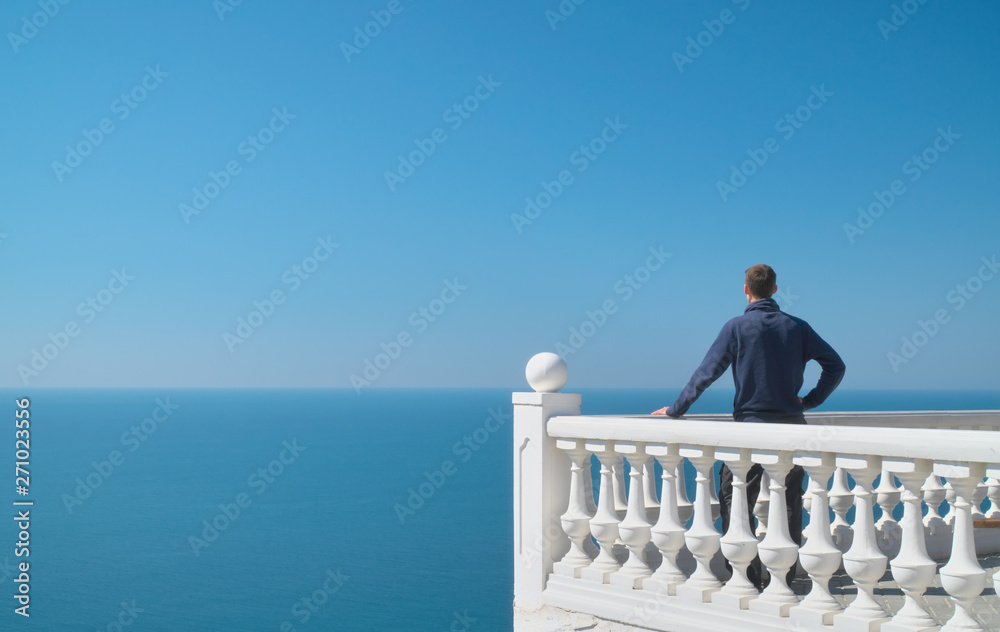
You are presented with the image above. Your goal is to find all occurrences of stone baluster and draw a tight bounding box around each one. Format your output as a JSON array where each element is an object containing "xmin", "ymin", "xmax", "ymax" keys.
[
  {"xmin": 789, "ymin": 453, "xmax": 843, "ymax": 627},
  {"xmin": 971, "ymin": 480, "xmax": 987, "ymax": 521},
  {"xmin": 585, "ymin": 454, "xmax": 598, "ymax": 515},
  {"xmin": 581, "ymin": 441, "xmax": 622, "ymax": 583},
  {"xmin": 881, "ymin": 458, "xmax": 938, "ymax": 632},
  {"xmin": 611, "ymin": 443, "xmax": 653, "ymax": 588},
  {"xmin": 753, "ymin": 468, "xmax": 771, "ymax": 538},
  {"xmin": 641, "ymin": 459, "xmax": 660, "ymax": 562},
  {"xmin": 712, "ymin": 447, "xmax": 760, "ymax": 610},
  {"xmin": 944, "ymin": 479, "xmax": 957, "ymax": 526},
  {"xmin": 612, "ymin": 457, "xmax": 628, "ymax": 514},
  {"xmin": 709, "ymin": 464, "xmax": 721, "ymax": 523},
  {"xmin": 676, "ymin": 459, "xmax": 693, "ymax": 525},
  {"xmin": 923, "ymin": 474, "xmax": 948, "ymax": 535},
  {"xmin": 749, "ymin": 450, "xmax": 800, "ymax": 618},
  {"xmin": 676, "ymin": 446, "xmax": 722, "ymax": 602},
  {"xmin": 802, "ymin": 482, "xmax": 814, "ymax": 540},
  {"xmin": 643, "ymin": 458, "xmax": 660, "ymax": 513},
  {"xmin": 646, "ymin": 443, "xmax": 688, "ymax": 595},
  {"xmin": 553, "ymin": 439, "xmax": 595, "ymax": 578},
  {"xmin": 985, "ymin": 477, "xmax": 1000, "ymax": 519},
  {"xmin": 938, "ymin": 462, "xmax": 988, "ymax": 632},
  {"xmin": 829, "ymin": 466, "xmax": 855, "ymax": 553},
  {"xmin": 833, "ymin": 455, "xmax": 890, "ymax": 632},
  {"xmin": 875, "ymin": 467, "xmax": 902, "ymax": 558}
]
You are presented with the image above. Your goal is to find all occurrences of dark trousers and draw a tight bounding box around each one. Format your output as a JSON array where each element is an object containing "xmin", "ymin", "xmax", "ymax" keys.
[{"xmin": 719, "ymin": 463, "xmax": 805, "ymax": 588}]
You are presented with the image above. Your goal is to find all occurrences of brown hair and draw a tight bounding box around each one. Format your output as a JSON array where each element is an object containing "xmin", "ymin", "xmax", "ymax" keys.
[{"xmin": 745, "ymin": 264, "xmax": 776, "ymax": 299}]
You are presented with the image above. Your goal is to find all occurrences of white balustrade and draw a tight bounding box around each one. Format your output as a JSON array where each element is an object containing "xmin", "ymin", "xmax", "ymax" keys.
[
  {"xmin": 924, "ymin": 473, "xmax": 950, "ymax": 540},
  {"xmin": 612, "ymin": 456, "xmax": 628, "ymax": 514},
  {"xmin": 986, "ymin": 477, "xmax": 1000, "ymax": 519},
  {"xmin": 830, "ymin": 466, "xmax": 856, "ymax": 553},
  {"xmin": 945, "ymin": 480, "xmax": 958, "ymax": 527},
  {"xmin": 882, "ymin": 458, "xmax": 938, "ymax": 632},
  {"xmin": 789, "ymin": 452, "xmax": 843, "ymax": 627},
  {"xmin": 513, "ymin": 355, "xmax": 1000, "ymax": 632},
  {"xmin": 749, "ymin": 450, "xmax": 800, "ymax": 617},
  {"xmin": 712, "ymin": 447, "xmax": 759, "ymax": 609},
  {"xmin": 754, "ymin": 469, "xmax": 771, "ymax": 539},
  {"xmin": 676, "ymin": 446, "xmax": 722, "ymax": 602},
  {"xmin": 833, "ymin": 454, "xmax": 891, "ymax": 631},
  {"xmin": 611, "ymin": 442, "xmax": 653, "ymax": 588},
  {"xmin": 645, "ymin": 443, "xmax": 688, "ymax": 595},
  {"xmin": 642, "ymin": 458, "xmax": 659, "ymax": 513},
  {"xmin": 676, "ymin": 460, "xmax": 693, "ymax": 525},
  {"xmin": 972, "ymin": 481, "xmax": 988, "ymax": 521},
  {"xmin": 553, "ymin": 439, "xmax": 594, "ymax": 579},
  {"xmin": 939, "ymin": 462, "xmax": 988, "ymax": 632},
  {"xmin": 580, "ymin": 441, "xmax": 621, "ymax": 583},
  {"xmin": 875, "ymin": 467, "xmax": 903, "ymax": 558}
]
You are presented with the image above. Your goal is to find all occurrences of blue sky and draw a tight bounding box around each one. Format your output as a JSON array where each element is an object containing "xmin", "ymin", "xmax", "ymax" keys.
[{"xmin": 2, "ymin": 0, "xmax": 998, "ymax": 390}]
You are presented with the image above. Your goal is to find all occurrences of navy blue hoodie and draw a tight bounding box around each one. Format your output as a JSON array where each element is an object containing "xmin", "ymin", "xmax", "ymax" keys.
[{"xmin": 668, "ymin": 298, "xmax": 845, "ymax": 423}]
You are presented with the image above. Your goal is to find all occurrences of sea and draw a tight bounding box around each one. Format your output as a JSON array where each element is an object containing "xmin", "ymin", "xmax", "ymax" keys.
[{"xmin": 1, "ymin": 387, "xmax": 998, "ymax": 631}]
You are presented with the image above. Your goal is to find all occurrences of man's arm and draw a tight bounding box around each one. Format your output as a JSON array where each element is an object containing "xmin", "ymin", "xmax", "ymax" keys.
[
  {"xmin": 658, "ymin": 323, "xmax": 736, "ymax": 418},
  {"xmin": 800, "ymin": 326, "xmax": 846, "ymax": 410}
]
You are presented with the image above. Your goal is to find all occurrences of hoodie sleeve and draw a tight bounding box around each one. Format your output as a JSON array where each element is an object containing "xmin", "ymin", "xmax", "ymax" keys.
[
  {"xmin": 668, "ymin": 321, "xmax": 737, "ymax": 417},
  {"xmin": 800, "ymin": 326, "xmax": 846, "ymax": 410}
]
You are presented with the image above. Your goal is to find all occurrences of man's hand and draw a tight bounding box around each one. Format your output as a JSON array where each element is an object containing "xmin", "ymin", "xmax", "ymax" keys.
[{"xmin": 651, "ymin": 407, "xmax": 669, "ymax": 415}]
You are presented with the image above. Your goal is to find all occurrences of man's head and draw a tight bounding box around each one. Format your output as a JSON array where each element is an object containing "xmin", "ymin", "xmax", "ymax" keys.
[{"xmin": 744, "ymin": 264, "xmax": 777, "ymax": 302}]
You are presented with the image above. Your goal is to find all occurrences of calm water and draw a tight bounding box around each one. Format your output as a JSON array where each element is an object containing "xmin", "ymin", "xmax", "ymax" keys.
[{"xmin": 1, "ymin": 388, "xmax": 998, "ymax": 631}]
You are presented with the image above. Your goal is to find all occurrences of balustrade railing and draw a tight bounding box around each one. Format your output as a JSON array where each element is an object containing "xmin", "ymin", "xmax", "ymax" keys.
[{"xmin": 513, "ymin": 358, "xmax": 1000, "ymax": 632}]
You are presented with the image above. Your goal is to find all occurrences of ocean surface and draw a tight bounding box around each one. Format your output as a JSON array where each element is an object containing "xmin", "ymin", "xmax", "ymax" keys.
[{"xmin": 1, "ymin": 387, "xmax": 998, "ymax": 631}]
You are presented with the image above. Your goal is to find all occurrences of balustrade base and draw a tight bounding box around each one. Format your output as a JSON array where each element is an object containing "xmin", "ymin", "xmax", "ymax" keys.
[
  {"xmin": 674, "ymin": 583, "xmax": 721, "ymax": 604},
  {"xmin": 639, "ymin": 576, "xmax": 683, "ymax": 597},
  {"xmin": 788, "ymin": 603, "xmax": 841, "ymax": 627},
  {"xmin": 881, "ymin": 621, "xmax": 939, "ymax": 632},
  {"xmin": 711, "ymin": 590, "xmax": 756, "ymax": 610},
  {"xmin": 553, "ymin": 561, "xmax": 589, "ymax": 579},
  {"xmin": 748, "ymin": 595, "xmax": 798, "ymax": 618},
  {"xmin": 831, "ymin": 611, "xmax": 891, "ymax": 632},
  {"xmin": 610, "ymin": 569, "xmax": 652, "ymax": 589},
  {"xmin": 581, "ymin": 565, "xmax": 619, "ymax": 584}
]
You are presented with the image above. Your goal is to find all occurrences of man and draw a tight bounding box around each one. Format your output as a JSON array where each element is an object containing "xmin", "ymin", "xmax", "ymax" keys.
[{"xmin": 651, "ymin": 264, "xmax": 845, "ymax": 589}]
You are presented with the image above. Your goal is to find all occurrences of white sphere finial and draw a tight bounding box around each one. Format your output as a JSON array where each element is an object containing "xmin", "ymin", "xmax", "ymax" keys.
[{"xmin": 525, "ymin": 352, "xmax": 568, "ymax": 393}]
